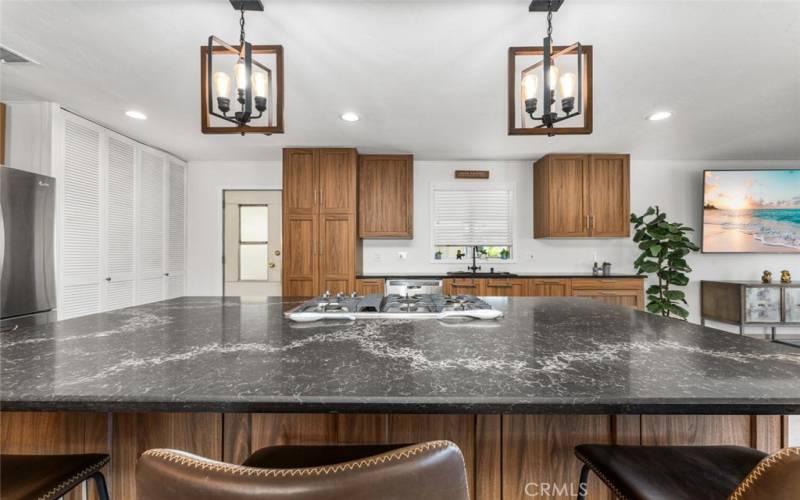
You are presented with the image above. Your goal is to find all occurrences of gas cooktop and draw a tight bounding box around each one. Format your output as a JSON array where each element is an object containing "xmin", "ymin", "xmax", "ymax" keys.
[{"xmin": 285, "ymin": 293, "xmax": 503, "ymax": 322}]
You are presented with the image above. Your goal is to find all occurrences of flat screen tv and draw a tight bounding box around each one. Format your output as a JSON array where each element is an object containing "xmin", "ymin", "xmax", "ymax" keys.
[{"xmin": 703, "ymin": 169, "xmax": 800, "ymax": 253}]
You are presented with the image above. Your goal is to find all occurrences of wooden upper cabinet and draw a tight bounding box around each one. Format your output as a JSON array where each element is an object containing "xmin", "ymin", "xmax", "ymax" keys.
[
  {"xmin": 534, "ymin": 155, "xmax": 589, "ymax": 237},
  {"xmin": 318, "ymin": 149, "xmax": 357, "ymax": 214},
  {"xmin": 533, "ymin": 154, "xmax": 629, "ymax": 238},
  {"xmin": 358, "ymin": 155, "xmax": 414, "ymax": 239},
  {"xmin": 587, "ymin": 155, "xmax": 630, "ymax": 237},
  {"xmin": 283, "ymin": 149, "xmax": 317, "ymax": 214}
]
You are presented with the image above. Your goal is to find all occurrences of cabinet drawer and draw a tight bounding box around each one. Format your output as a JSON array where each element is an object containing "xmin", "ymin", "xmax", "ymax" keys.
[
  {"xmin": 484, "ymin": 279, "xmax": 526, "ymax": 297},
  {"xmin": 571, "ymin": 278, "xmax": 643, "ymax": 290},
  {"xmin": 444, "ymin": 278, "xmax": 484, "ymax": 295},
  {"xmin": 355, "ymin": 279, "xmax": 385, "ymax": 296}
]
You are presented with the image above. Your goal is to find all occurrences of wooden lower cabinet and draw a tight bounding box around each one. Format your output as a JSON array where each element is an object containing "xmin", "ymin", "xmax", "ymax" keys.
[
  {"xmin": 318, "ymin": 214, "xmax": 357, "ymax": 295},
  {"xmin": 355, "ymin": 278, "xmax": 385, "ymax": 296},
  {"xmin": 444, "ymin": 278, "xmax": 485, "ymax": 296},
  {"xmin": 484, "ymin": 278, "xmax": 527, "ymax": 297},
  {"xmin": 528, "ymin": 278, "xmax": 572, "ymax": 297},
  {"xmin": 571, "ymin": 278, "xmax": 645, "ymax": 310},
  {"xmin": 1, "ymin": 412, "xmax": 785, "ymax": 500}
]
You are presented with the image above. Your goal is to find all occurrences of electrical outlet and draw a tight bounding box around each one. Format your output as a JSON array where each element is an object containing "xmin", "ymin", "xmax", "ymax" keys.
[
  {"xmin": 529, "ymin": 252, "xmax": 536, "ymax": 260},
  {"xmin": 398, "ymin": 251, "xmax": 408, "ymax": 260}
]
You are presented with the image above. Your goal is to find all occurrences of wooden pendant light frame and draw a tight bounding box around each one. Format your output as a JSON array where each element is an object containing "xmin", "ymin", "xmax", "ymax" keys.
[
  {"xmin": 507, "ymin": 45, "xmax": 593, "ymax": 135},
  {"xmin": 200, "ymin": 43, "xmax": 284, "ymax": 135}
]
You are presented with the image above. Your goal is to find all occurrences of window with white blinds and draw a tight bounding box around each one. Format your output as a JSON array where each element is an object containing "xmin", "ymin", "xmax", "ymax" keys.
[{"xmin": 432, "ymin": 186, "xmax": 514, "ymax": 246}]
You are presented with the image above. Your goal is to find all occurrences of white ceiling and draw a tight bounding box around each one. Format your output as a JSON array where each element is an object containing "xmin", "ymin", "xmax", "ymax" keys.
[{"xmin": 2, "ymin": 0, "xmax": 799, "ymax": 162}]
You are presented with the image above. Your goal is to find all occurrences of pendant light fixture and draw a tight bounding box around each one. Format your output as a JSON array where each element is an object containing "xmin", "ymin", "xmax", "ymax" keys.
[
  {"xmin": 508, "ymin": 0, "xmax": 593, "ymax": 136},
  {"xmin": 201, "ymin": 0, "xmax": 284, "ymax": 135}
]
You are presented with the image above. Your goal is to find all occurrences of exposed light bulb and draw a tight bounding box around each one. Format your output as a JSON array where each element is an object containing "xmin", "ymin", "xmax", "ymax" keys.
[
  {"xmin": 234, "ymin": 61, "xmax": 248, "ymax": 91},
  {"xmin": 212, "ymin": 72, "xmax": 231, "ymax": 98},
  {"xmin": 522, "ymin": 74, "xmax": 539, "ymax": 100},
  {"xmin": 559, "ymin": 73, "xmax": 577, "ymax": 99},
  {"xmin": 547, "ymin": 65, "xmax": 560, "ymax": 93},
  {"xmin": 252, "ymin": 71, "xmax": 268, "ymax": 99}
]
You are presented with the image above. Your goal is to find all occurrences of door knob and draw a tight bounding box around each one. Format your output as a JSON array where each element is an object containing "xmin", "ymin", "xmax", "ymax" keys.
[
  {"xmin": 274, "ymin": 250, "xmax": 281, "ymax": 256},
  {"xmin": 268, "ymin": 262, "xmax": 276, "ymax": 268}
]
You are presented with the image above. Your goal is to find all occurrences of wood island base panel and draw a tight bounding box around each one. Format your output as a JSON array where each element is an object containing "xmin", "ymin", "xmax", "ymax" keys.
[{"xmin": 0, "ymin": 412, "xmax": 787, "ymax": 500}]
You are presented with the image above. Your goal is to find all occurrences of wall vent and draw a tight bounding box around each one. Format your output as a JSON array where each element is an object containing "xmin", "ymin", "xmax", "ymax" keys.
[{"xmin": 0, "ymin": 46, "xmax": 37, "ymax": 64}]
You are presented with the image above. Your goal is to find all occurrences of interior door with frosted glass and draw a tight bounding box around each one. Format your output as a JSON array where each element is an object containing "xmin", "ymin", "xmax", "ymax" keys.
[{"xmin": 223, "ymin": 190, "xmax": 282, "ymax": 296}]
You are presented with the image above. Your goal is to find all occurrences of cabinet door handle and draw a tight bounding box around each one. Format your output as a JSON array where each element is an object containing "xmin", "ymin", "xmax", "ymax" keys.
[
  {"xmin": 320, "ymin": 190, "xmax": 324, "ymax": 207},
  {"xmin": 585, "ymin": 214, "xmax": 590, "ymax": 230},
  {"xmin": 589, "ymin": 215, "xmax": 595, "ymax": 229},
  {"xmin": 313, "ymin": 189, "xmax": 318, "ymax": 206},
  {"xmin": 319, "ymin": 240, "xmax": 323, "ymax": 256}
]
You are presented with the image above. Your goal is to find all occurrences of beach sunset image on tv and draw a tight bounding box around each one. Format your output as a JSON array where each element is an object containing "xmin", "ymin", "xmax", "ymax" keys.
[{"xmin": 703, "ymin": 170, "xmax": 800, "ymax": 253}]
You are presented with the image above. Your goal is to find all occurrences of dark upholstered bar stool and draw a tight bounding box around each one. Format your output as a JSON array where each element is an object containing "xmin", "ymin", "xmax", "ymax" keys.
[
  {"xmin": 137, "ymin": 440, "xmax": 469, "ymax": 500},
  {"xmin": 573, "ymin": 445, "xmax": 800, "ymax": 500},
  {"xmin": 0, "ymin": 454, "xmax": 110, "ymax": 500}
]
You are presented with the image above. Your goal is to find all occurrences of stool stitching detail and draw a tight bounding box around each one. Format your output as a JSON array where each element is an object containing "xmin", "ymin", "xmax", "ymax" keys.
[
  {"xmin": 143, "ymin": 441, "xmax": 459, "ymax": 478},
  {"xmin": 38, "ymin": 456, "xmax": 110, "ymax": 500},
  {"xmin": 574, "ymin": 451, "xmax": 630, "ymax": 500},
  {"xmin": 727, "ymin": 448, "xmax": 799, "ymax": 500}
]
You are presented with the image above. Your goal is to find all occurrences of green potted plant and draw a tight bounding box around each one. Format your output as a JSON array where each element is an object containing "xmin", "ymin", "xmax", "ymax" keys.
[{"xmin": 630, "ymin": 206, "xmax": 700, "ymax": 319}]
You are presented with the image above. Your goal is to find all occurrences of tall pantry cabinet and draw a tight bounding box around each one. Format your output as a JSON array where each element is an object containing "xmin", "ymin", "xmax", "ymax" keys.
[
  {"xmin": 282, "ymin": 148, "xmax": 359, "ymax": 296},
  {"xmin": 56, "ymin": 111, "xmax": 186, "ymax": 319}
]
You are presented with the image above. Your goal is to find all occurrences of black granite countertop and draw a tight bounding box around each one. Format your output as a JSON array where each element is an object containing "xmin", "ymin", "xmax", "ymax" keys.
[
  {"xmin": 360, "ymin": 273, "xmax": 645, "ymax": 279},
  {"xmin": 2, "ymin": 297, "xmax": 799, "ymax": 414}
]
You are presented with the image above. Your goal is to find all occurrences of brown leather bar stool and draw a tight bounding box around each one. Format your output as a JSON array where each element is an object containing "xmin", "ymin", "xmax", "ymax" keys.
[
  {"xmin": 0, "ymin": 453, "xmax": 110, "ymax": 500},
  {"xmin": 137, "ymin": 440, "xmax": 469, "ymax": 500},
  {"xmin": 573, "ymin": 444, "xmax": 800, "ymax": 500}
]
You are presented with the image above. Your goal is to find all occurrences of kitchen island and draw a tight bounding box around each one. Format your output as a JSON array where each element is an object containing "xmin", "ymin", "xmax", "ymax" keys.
[{"xmin": 3, "ymin": 296, "xmax": 800, "ymax": 499}]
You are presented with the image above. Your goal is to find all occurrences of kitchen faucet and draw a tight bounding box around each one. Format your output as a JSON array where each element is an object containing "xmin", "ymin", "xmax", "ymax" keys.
[{"xmin": 467, "ymin": 246, "xmax": 481, "ymax": 273}]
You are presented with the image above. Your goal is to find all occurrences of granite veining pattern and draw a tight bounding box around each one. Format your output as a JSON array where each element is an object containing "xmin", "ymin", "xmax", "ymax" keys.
[{"xmin": 2, "ymin": 297, "xmax": 800, "ymax": 414}]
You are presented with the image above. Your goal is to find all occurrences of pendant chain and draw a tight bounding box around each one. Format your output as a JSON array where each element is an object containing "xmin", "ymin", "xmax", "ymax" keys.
[
  {"xmin": 546, "ymin": 0, "xmax": 553, "ymax": 42},
  {"xmin": 239, "ymin": 7, "xmax": 246, "ymax": 47}
]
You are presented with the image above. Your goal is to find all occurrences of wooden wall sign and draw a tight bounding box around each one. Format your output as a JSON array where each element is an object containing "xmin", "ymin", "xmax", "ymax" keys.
[{"xmin": 455, "ymin": 170, "xmax": 490, "ymax": 179}]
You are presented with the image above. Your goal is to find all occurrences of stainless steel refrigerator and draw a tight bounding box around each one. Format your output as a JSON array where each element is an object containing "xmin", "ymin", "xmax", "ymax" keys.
[{"xmin": 1, "ymin": 167, "xmax": 56, "ymax": 331}]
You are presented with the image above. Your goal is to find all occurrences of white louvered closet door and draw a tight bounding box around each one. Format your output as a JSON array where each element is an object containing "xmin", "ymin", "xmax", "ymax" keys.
[
  {"xmin": 104, "ymin": 135, "xmax": 137, "ymax": 311},
  {"xmin": 166, "ymin": 160, "xmax": 186, "ymax": 299},
  {"xmin": 137, "ymin": 150, "xmax": 165, "ymax": 305},
  {"xmin": 60, "ymin": 117, "xmax": 102, "ymax": 319}
]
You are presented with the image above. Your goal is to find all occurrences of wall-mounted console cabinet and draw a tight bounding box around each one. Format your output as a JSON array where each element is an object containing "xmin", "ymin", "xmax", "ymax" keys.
[
  {"xmin": 282, "ymin": 148, "xmax": 360, "ymax": 297},
  {"xmin": 534, "ymin": 154, "xmax": 630, "ymax": 238},
  {"xmin": 358, "ymin": 154, "xmax": 413, "ymax": 239},
  {"xmin": 701, "ymin": 280, "xmax": 800, "ymax": 345}
]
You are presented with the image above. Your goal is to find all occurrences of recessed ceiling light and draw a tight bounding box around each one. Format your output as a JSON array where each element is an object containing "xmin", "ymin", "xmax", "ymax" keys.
[
  {"xmin": 340, "ymin": 112, "xmax": 360, "ymax": 122},
  {"xmin": 646, "ymin": 111, "xmax": 672, "ymax": 122},
  {"xmin": 125, "ymin": 110, "xmax": 147, "ymax": 120}
]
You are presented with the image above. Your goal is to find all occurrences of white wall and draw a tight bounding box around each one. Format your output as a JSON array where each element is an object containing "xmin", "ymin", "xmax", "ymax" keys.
[
  {"xmin": 2, "ymin": 101, "xmax": 59, "ymax": 175},
  {"xmin": 187, "ymin": 158, "xmax": 799, "ymax": 328},
  {"xmin": 186, "ymin": 161, "xmax": 282, "ymax": 296},
  {"xmin": 361, "ymin": 159, "xmax": 800, "ymax": 328}
]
